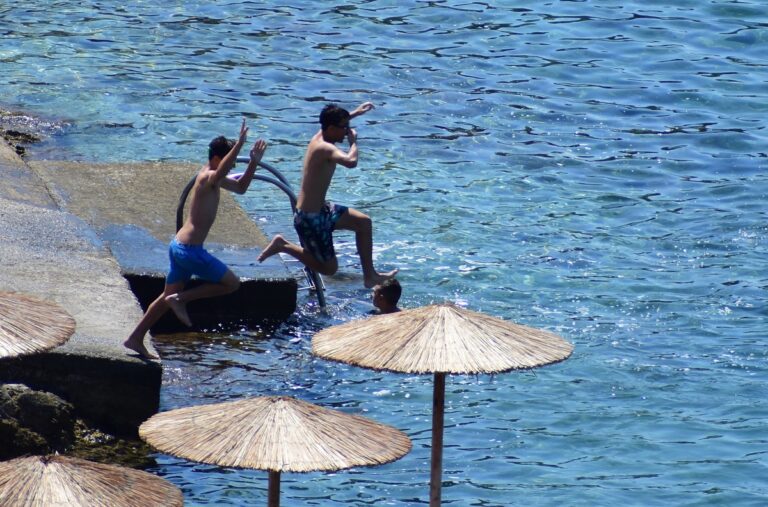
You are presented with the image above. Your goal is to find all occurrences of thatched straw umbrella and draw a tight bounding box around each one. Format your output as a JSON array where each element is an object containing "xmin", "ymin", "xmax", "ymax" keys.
[
  {"xmin": 0, "ymin": 291, "xmax": 75, "ymax": 358},
  {"xmin": 140, "ymin": 395, "xmax": 412, "ymax": 507},
  {"xmin": 312, "ymin": 302, "xmax": 574, "ymax": 506},
  {"xmin": 0, "ymin": 455, "xmax": 183, "ymax": 506}
]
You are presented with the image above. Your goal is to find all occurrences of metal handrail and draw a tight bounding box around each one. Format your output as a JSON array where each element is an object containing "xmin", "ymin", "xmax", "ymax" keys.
[
  {"xmin": 237, "ymin": 158, "xmax": 292, "ymax": 188},
  {"xmin": 229, "ymin": 173, "xmax": 297, "ymax": 212}
]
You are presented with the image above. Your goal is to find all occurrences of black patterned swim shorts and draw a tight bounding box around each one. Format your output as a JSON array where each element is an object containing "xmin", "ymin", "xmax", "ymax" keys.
[{"xmin": 293, "ymin": 201, "xmax": 349, "ymax": 263}]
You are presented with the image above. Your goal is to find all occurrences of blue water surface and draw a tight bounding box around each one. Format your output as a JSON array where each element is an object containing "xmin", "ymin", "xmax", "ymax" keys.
[{"xmin": 2, "ymin": 1, "xmax": 767, "ymax": 505}]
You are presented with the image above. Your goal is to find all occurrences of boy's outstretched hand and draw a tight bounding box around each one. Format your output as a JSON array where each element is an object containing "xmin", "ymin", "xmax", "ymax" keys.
[
  {"xmin": 238, "ymin": 118, "xmax": 249, "ymax": 144},
  {"xmin": 352, "ymin": 102, "xmax": 375, "ymax": 117},
  {"xmin": 250, "ymin": 139, "xmax": 267, "ymax": 163}
]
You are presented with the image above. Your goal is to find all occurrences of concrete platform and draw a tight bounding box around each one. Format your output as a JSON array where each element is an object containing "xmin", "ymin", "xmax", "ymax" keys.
[
  {"xmin": 29, "ymin": 159, "xmax": 298, "ymax": 330},
  {"xmin": 0, "ymin": 142, "xmax": 297, "ymax": 435}
]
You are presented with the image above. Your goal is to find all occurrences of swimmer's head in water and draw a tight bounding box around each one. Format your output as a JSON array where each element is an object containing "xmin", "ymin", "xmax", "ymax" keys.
[{"xmin": 373, "ymin": 278, "xmax": 401, "ymax": 313}]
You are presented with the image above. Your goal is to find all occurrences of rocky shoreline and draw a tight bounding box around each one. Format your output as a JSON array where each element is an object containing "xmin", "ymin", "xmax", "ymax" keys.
[
  {"xmin": 1, "ymin": 109, "xmax": 42, "ymax": 158},
  {"xmin": 0, "ymin": 107, "xmax": 72, "ymax": 159},
  {"xmin": 0, "ymin": 384, "xmax": 154, "ymax": 468}
]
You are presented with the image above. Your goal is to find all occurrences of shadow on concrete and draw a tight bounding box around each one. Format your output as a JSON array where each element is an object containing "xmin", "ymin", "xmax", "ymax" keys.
[{"xmin": 125, "ymin": 274, "xmax": 297, "ymax": 334}]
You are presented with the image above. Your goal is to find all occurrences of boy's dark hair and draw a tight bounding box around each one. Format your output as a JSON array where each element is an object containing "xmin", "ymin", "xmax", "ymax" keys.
[
  {"xmin": 319, "ymin": 104, "xmax": 350, "ymax": 130},
  {"xmin": 379, "ymin": 278, "xmax": 402, "ymax": 306},
  {"xmin": 208, "ymin": 136, "xmax": 235, "ymax": 161}
]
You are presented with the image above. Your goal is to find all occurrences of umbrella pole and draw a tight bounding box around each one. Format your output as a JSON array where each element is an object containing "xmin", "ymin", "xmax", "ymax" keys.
[
  {"xmin": 430, "ymin": 371, "xmax": 446, "ymax": 507},
  {"xmin": 268, "ymin": 470, "xmax": 281, "ymax": 507}
]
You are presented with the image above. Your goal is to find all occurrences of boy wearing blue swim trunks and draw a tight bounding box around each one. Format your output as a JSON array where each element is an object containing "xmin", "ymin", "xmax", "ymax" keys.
[
  {"xmin": 124, "ymin": 119, "xmax": 267, "ymax": 359},
  {"xmin": 257, "ymin": 102, "xmax": 398, "ymax": 289}
]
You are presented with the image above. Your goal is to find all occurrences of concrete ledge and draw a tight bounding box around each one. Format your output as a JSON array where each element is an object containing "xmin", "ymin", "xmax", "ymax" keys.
[
  {"xmin": 126, "ymin": 274, "xmax": 297, "ymax": 333},
  {"xmin": 0, "ymin": 139, "xmax": 56, "ymax": 209},
  {"xmin": 0, "ymin": 347, "xmax": 160, "ymax": 436},
  {"xmin": 28, "ymin": 160, "xmax": 269, "ymax": 250},
  {"xmin": 0, "ymin": 140, "xmax": 161, "ymax": 435}
]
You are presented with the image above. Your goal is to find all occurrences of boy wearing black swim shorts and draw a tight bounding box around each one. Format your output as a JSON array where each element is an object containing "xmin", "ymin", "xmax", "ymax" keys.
[{"xmin": 257, "ymin": 102, "xmax": 397, "ymax": 288}]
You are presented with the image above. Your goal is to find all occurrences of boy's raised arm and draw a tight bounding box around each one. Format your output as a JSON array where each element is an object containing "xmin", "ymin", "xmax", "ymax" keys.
[
  {"xmin": 222, "ymin": 139, "xmax": 268, "ymax": 194},
  {"xmin": 350, "ymin": 101, "xmax": 375, "ymax": 119},
  {"xmin": 212, "ymin": 119, "xmax": 248, "ymax": 184}
]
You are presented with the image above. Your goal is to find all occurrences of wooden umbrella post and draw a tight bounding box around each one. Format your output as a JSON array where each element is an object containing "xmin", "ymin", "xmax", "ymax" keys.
[
  {"xmin": 430, "ymin": 372, "xmax": 446, "ymax": 507},
  {"xmin": 268, "ymin": 470, "xmax": 281, "ymax": 507}
]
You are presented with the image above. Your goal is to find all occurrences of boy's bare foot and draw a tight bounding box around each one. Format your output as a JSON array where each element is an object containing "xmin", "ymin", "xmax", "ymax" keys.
[
  {"xmin": 165, "ymin": 293, "xmax": 192, "ymax": 326},
  {"xmin": 364, "ymin": 269, "xmax": 399, "ymax": 289},
  {"xmin": 258, "ymin": 234, "xmax": 287, "ymax": 262},
  {"xmin": 123, "ymin": 339, "xmax": 159, "ymax": 360}
]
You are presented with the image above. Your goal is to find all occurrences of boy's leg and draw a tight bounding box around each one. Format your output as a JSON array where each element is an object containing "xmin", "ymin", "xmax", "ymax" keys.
[
  {"xmin": 334, "ymin": 207, "xmax": 397, "ymax": 288},
  {"xmin": 258, "ymin": 234, "xmax": 338, "ymax": 275},
  {"xmin": 165, "ymin": 269, "xmax": 240, "ymax": 326},
  {"xmin": 124, "ymin": 281, "xmax": 185, "ymax": 359}
]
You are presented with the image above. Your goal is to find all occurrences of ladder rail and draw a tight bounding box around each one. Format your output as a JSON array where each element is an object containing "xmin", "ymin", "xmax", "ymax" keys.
[{"xmin": 236, "ymin": 158, "xmax": 292, "ymax": 191}]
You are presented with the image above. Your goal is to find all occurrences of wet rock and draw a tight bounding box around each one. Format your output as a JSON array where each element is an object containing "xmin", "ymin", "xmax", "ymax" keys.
[
  {"xmin": 0, "ymin": 384, "xmax": 155, "ymax": 467},
  {"xmin": 3, "ymin": 129, "xmax": 40, "ymax": 144},
  {"xmin": 1, "ymin": 108, "xmax": 66, "ymax": 159},
  {"xmin": 68, "ymin": 420, "xmax": 157, "ymax": 469},
  {"xmin": 0, "ymin": 419, "xmax": 47, "ymax": 458},
  {"xmin": 0, "ymin": 384, "xmax": 75, "ymax": 459}
]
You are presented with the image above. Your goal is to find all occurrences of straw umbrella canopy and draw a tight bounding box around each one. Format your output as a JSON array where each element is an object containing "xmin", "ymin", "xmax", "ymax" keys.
[
  {"xmin": 140, "ymin": 395, "xmax": 412, "ymax": 507},
  {"xmin": 0, "ymin": 291, "xmax": 76, "ymax": 358},
  {"xmin": 312, "ymin": 302, "xmax": 574, "ymax": 506},
  {"xmin": 0, "ymin": 455, "xmax": 183, "ymax": 507}
]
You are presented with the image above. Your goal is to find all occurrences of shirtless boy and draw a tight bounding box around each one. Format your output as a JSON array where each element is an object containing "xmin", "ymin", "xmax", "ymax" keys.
[
  {"xmin": 257, "ymin": 102, "xmax": 397, "ymax": 288},
  {"xmin": 124, "ymin": 119, "xmax": 267, "ymax": 359}
]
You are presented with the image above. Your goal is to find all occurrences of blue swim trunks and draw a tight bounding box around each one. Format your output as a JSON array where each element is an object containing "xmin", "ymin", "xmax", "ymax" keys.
[
  {"xmin": 166, "ymin": 238, "xmax": 228, "ymax": 285},
  {"xmin": 293, "ymin": 202, "xmax": 348, "ymax": 263}
]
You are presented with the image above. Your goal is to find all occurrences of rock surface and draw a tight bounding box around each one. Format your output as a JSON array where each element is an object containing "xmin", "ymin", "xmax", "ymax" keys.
[{"xmin": 0, "ymin": 384, "xmax": 75, "ymax": 459}]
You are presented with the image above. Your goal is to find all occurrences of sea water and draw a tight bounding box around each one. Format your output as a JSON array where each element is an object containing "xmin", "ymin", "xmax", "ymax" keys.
[{"xmin": 2, "ymin": 1, "xmax": 766, "ymax": 505}]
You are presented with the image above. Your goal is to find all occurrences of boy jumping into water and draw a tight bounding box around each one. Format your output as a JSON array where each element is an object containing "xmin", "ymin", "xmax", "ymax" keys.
[
  {"xmin": 257, "ymin": 102, "xmax": 397, "ymax": 288},
  {"xmin": 124, "ymin": 119, "xmax": 267, "ymax": 359}
]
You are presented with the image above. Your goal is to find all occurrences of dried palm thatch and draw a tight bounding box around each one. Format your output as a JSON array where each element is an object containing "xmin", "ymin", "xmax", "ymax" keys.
[
  {"xmin": 0, "ymin": 291, "xmax": 76, "ymax": 358},
  {"xmin": 0, "ymin": 455, "xmax": 183, "ymax": 507},
  {"xmin": 140, "ymin": 396, "xmax": 412, "ymax": 473},
  {"xmin": 141, "ymin": 396, "xmax": 411, "ymax": 506},
  {"xmin": 312, "ymin": 302, "xmax": 573, "ymax": 374}
]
